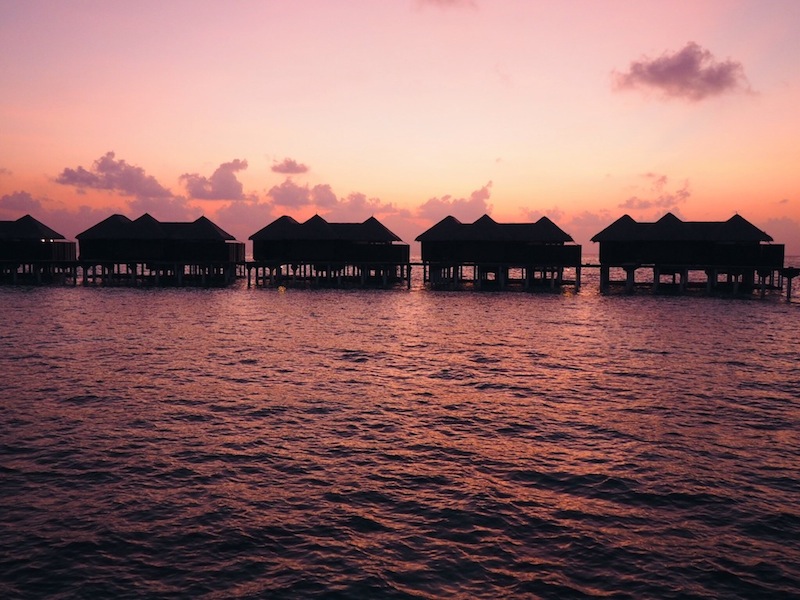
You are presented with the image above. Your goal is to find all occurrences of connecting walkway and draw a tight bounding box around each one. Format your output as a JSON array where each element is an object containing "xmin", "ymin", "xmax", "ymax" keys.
[{"xmin": 3, "ymin": 260, "xmax": 799, "ymax": 302}]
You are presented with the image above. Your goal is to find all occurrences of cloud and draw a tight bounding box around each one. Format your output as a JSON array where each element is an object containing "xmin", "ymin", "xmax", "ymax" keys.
[
  {"xmin": 55, "ymin": 152, "xmax": 173, "ymax": 198},
  {"xmin": 642, "ymin": 171, "xmax": 668, "ymax": 189},
  {"xmin": 523, "ymin": 206, "xmax": 565, "ymax": 223},
  {"xmin": 323, "ymin": 192, "xmax": 397, "ymax": 221},
  {"xmin": 266, "ymin": 179, "xmax": 404, "ymax": 219},
  {"xmin": 266, "ymin": 178, "xmax": 352, "ymax": 210},
  {"xmin": 271, "ymin": 158, "xmax": 309, "ymax": 175},
  {"xmin": 212, "ymin": 199, "xmax": 276, "ymax": 244},
  {"xmin": 612, "ymin": 42, "xmax": 751, "ymax": 101},
  {"xmin": 416, "ymin": 182, "xmax": 493, "ymax": 222},
  {"xmin": 180, "ymin": 159, "xmax": 248, "ymax": 200},
  {"xmin": 128, "ymin": 195, "xmax": 200, "ymax": 222},
  {"xmin": 213, "ymin": 182, "xmax": 417, "ymax": 244},
  {"xmin": 310, "ymin": 184, "xmax": 338, "ymax": 207},
  {"xmin": 619, "ymin": 173, "xmax": 690, "ymax": 212},
  {"xmin": 267, "ymin": 178, "xmax": 311, "ymax": 207},
  {"xmin": 0, "ymin": 190, "xmax": 43, "ymax": 213},
  {"xmin": 54, "ymin": 152, "xmax": 200, "ymax": 222},
  {"xmin": 561, "ymin": 209, "xmax": 617, "ymax": 250},
  {"xmin": 0, "ymin": 167, "xmax": 11, "ymax": 176},
  {"xmin": 0, "ymin": 189, "xmax": 162, "ymax": 240},
  {"xmin": 39, "ymin": 204, "xmax": 140, "ymax": 240},
  {"xmin": 319, "ymin": 192, "xmax": 417, "ymax": 245},
  {"xmin": 569, "ymin": 210, "xmax": 615, "ymax": 231}
]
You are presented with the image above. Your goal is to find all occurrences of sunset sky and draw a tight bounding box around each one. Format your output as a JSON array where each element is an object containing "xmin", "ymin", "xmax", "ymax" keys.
[{"xmin": 2, "ymin": 0, "xmax": 799, "ymax": 253}]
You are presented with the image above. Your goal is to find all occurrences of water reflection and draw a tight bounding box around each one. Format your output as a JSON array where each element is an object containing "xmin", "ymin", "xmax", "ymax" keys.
[{"xmin": 0, "ymin": 287, "xmax": 798, "ymax": 598}]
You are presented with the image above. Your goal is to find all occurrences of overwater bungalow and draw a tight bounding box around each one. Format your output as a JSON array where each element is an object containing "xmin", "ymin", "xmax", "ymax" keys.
[
  {"xmin": 248, "ymin": 215, "xmax": 411, "ymax": 288},
  {"xmin": 591, "ymin": 212, "xmax": 785, "ymax": 295},
  {"xmin": 0, "ymin": 215, "xmax": 77, "ymax": 284},
  {"xmin": 76, "ymin": 213, "xmax": 245, "ymax": 286},
  {"xmin": 415, "ymin": 214, "xmax": 581, "ymax": 290}
]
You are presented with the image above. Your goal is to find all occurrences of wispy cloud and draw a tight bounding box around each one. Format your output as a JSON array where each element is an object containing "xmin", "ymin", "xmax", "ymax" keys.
[
  {"xmin": 55, "ymin": 152, "xmax": 173, "ymax": 198},
  {"xmin": 271, "ymin": 158, "xmax": 309, "ymax": 175},
  {"xmin": 416, "ymin": 182, "xmax": 493, "ymax": 222},
  {"xmin": 0, "ymin": 167, "xmax": 11, "ymax": 176},
  {"xmin": 619, "ymin": 173, "xmax": 690, "ymax": 212},
  {"xmin": 181, "ymin": 159, "xmax": 249, "ymax": 200},
  {"xmin": 565, "ymin": 209, "xmax": 616, "ymax": 248},
  {"xmin": 612, "ymin": 42, "xmax": 751, "ymax": 101},
  {"xmin": 524, "ymin": 206, "xmax": 565, "ymax": 224}
]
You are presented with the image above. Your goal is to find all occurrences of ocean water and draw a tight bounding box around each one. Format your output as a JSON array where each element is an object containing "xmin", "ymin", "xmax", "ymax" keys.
[{"xmin": 1, "ymin": 279, "xmax": 799, "ymax": 599}]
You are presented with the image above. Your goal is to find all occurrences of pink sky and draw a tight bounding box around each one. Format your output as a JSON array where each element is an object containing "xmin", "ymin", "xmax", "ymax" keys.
[{"xmin": 2, "ymin": 0, "xmax": 799, "ymax": 253}]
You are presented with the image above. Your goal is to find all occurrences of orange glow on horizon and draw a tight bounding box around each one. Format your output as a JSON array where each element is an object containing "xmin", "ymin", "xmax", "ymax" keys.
[{"xmin": 0, "ymin": 1, "xmax": 798, "ymax": 252}]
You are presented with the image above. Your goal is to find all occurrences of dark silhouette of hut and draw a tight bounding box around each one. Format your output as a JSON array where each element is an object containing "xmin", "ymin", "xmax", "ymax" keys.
[
  {"xmin": 415, "ymin": 214, "xmax": 581, "ymax": 290},
  {"xmin": 248, "ymin": 215, "xmax": 410, "ymax": 287},
  {"xmin": 76, "ymin": 213, "xmax": 245, "ymax": 286},
  {"xmin": 0, "ymin": 215, "xmax": 77, "ymax": 284},
  {"xmin": 591, "ymin": 212, "xmax": 785, "ymax": 294}
]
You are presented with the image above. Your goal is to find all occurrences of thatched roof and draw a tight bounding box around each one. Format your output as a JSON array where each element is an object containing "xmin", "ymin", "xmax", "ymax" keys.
[
  {"xmin": 250, "ymin": 215, "xmax": 403, "ymax": 243},
  {"xmin": 0, "ymin": 215, "xmax": 67, "ymax": 240},
  {"xmin": 415, "ymin": 214, "xmax": 574, "ymax": 243},
  {"xmin": 77, "ymin": 214, "xmax": 236, "ymax": 241},
  {"xmin": 591, "ymin": 213, "xmax": 773, "ymax": 243}
]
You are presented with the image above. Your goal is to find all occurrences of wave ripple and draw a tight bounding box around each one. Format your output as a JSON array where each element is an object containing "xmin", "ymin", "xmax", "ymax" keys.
[{"xmin": 1, "ymin": 288, "xmax": 799, "ymax": 598}]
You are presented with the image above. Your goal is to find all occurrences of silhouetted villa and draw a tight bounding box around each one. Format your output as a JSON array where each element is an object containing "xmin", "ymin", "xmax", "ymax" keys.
[
  {"xmin": 415, "ymin": 214, "xmax": 581, "ymax": 290},
  {"xmin": 0, "ymin": 215, "xmax": 77, "ymax": 284},
  {"xmin": 248, "ymin": 215, "xmax": 411, "ymax": 287},
  {"xmin": 76, "ymin": 214, "xmax": 245, "ymax": 286},
  {"xmin": 591, "ymin": 213, "xmax": 785, "ymax": 294}
]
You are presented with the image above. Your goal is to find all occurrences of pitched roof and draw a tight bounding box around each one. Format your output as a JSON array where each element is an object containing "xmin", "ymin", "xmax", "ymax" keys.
[
  {"xmin": 76, "ymin": 214, "xmax": 133, "ymax": 240},
  {"xmin": 716, "ymin": 214, "xmax": 773, "ymax": 242},
  {"xmin": 162, "ymin": 216, "xmax": 235, "ymax": 241},
  {"xmin": 131, "ymin": 213, "xmax": 165, "ymax": 239},
  {"xmin": 591, "ymin": 213, "xmax": 773, "ymax": 243},
  {"xmin": 250, "ymin": 215, "xmax": 404, "ymax": 243},
  {"xmin": 77, "ymin": 214, "xmax": 236, "ymax": 241},
  {"xmin": 301, "ymin": 214, "xmax": 337, "ymax": 240},
  {"xmin": 0, "ymin": 215, "xmax": 67, "ymax": 240},
  {"xmin": 340, "ymin": 216, "xmax": 402, "ymax": 242},
  {"xmin": 415, "ymin": 214, "xmax": 574, "ymax": 243},
  {"xmin": 249, "ymin": 215, "xmax": 301, "ymax": 240},
  {"xmin": 415, "ymin": 216, "xmax": 463, "ymax": 242}
]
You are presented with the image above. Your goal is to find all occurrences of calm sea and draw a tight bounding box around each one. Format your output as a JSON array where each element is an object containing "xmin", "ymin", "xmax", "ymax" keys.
[{"xmin": 1, "ymin": 273, "xmax": 799, "ymax": 599}]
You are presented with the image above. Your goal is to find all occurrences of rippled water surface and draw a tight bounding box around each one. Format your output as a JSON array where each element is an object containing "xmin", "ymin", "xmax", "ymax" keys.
[{"xmin": 1, "ymin": 283, "xmax": 799, "ymax": 598}]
